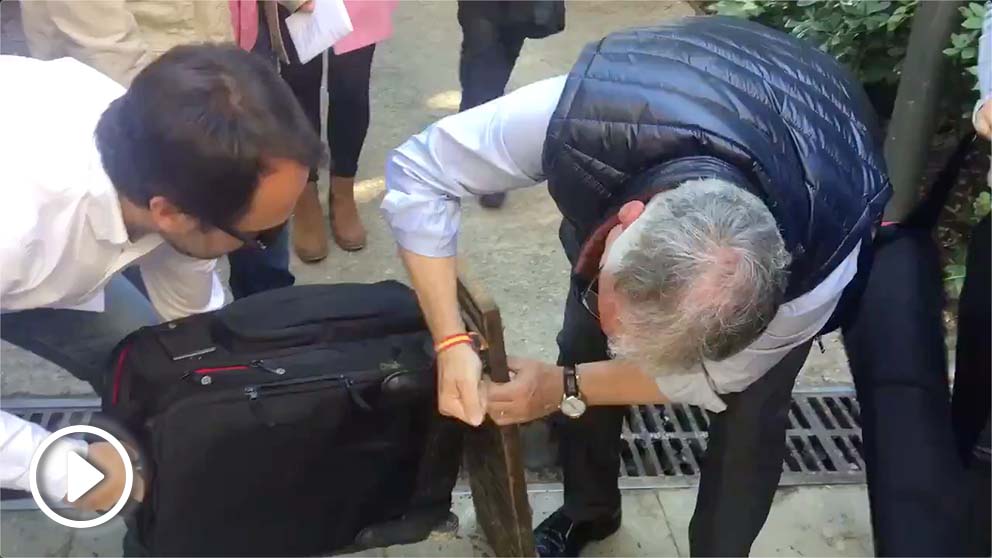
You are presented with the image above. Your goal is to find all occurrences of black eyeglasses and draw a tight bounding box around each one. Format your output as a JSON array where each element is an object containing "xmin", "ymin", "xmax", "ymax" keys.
[
  {"xmin": 581, "ymin": 275, "xmax": 600, "ymax": 320},
  {"xmin": 214, "ymin": 221, "xmax": 287, "ymax": 252}
]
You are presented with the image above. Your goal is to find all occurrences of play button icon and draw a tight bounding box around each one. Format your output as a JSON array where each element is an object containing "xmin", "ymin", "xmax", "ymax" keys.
[
  {"xmin": 29, "ymin": 425, "xmax": 134, "ymax": 529},
  {"xmin": 65, "ymin": 450, "xmax": 106, "ymax": 504}
]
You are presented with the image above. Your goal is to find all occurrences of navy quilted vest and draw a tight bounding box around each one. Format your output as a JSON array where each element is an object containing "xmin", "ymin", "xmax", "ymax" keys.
[{"xmin": 542, "ymin": 17, "xmax": 892, "ymax": 299}]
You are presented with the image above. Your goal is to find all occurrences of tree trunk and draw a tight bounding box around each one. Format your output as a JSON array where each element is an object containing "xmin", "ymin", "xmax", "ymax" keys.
[{"xmin": 883, "ymin": 0, "xmax": 966, "ymax": 221}]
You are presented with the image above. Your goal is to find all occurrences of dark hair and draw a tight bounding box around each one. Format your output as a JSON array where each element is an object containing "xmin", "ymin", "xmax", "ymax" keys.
[{"xmin": 95, "ymin": 44, "xmax": 324, "ymax": 228}]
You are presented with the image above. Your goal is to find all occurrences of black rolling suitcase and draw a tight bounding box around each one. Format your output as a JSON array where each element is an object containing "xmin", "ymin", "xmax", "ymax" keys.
[{"xmin": 102, "ymin": 281, "xmax": 461, "ymax": 556}]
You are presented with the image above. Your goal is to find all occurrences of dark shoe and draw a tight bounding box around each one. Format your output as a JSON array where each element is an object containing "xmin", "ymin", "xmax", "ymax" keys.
[
  {"xmin": 352, "ymin": 508, "xmax": 457, "ymax": 550},
  {"xmin": 534, "ymin": 508, "xmax": 621, "ymax": 557},
  {"xmin": 479, "ymin": 192, "xmax": 507, "ymax": 209}
]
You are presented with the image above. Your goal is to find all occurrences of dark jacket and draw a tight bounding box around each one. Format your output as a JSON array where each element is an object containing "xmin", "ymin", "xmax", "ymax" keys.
[
  {"xmin": 542, "ymin": 16, "xmax": 892, "ymax": 300},
  {"xmin": 457, "ymin": 1, "xmax": 565, "ymax": 39}
]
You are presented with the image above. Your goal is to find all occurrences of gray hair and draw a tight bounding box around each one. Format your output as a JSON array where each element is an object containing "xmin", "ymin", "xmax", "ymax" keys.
[{"xmin": 603, "ymin": 178, "xmax": 790, "ymax": 373}]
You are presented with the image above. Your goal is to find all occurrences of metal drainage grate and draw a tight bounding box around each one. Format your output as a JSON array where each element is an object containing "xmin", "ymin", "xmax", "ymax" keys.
[
  {"xmin": 1, "ymin": 389, "xmax": 865, "ymax": 506},
  {"xmin": 1, "ymin": 396, "xmax": 101, "ymax": 431},
  {"xmin": 619, "ymin": 387, "xmax": 865, "ymax": 488}
]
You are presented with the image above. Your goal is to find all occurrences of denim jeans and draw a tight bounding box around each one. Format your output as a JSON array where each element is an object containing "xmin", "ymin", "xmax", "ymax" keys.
[
  {"xmin": 1, "ymin": 275, "xmax": 159, "ymax": 391},
  {"xmin": 227, "ymin": 226, "xmax": 294, "ymax": 299}
]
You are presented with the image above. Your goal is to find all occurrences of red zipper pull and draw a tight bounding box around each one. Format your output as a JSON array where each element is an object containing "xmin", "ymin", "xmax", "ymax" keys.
[
  {"xmin": 184, "ymin": 361, "xmax": 287, "ymax": 386},
  {"xmin": 185, "ymin": 364, "xmax": 251, "ymax": 386}
]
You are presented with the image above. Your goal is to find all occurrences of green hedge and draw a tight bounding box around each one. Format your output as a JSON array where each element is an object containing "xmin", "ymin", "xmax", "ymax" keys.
[
  {"xmin": 708, "ymin": 0, "xmax": 990, "ymax": 300},
  {"xmin": 709, "ymin": 0, "xmax": 983, "ymax": 118}
]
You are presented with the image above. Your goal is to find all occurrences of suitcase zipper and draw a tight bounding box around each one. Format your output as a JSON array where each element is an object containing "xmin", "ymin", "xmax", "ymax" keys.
[
  {"xmin": 153, "ymin": 365, "xmax": 388, "ymax": 432},
  {"xmin": 185, "ymin": 360, "xmax": 287, "ymax": 384},
  {"xmin": 243, "ymin": 373, "xmax": 373, "ymax": 410},
  {"xmin": 249, "ymin": 360, "xmax": 287, "ymax": 375},
  {"xmin": 192, "ymin": 365, "xmax": 250, "ymax": 375},
  {"xmin": 192, "ymin": 360, "xmax": 286, "ymax": 376}
]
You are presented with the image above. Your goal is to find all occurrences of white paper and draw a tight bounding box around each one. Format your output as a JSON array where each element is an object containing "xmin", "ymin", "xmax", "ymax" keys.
[{"xmin": 285, "ymin": 0, "xmax": 354, "ymax": 65}]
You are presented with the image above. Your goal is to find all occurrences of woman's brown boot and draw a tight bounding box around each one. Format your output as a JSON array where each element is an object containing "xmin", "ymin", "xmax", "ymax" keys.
[
  {"xmin": 329, "ymin": 176, "xmax": 367, "ymax": 251},
  {"xmin": 292, "ymin": 181, "xmax": 329, "ymax": 262}
]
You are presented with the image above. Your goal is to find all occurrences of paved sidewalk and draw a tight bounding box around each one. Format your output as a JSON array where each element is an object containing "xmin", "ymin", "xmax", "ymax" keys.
[{"xmin": 1, "ymin": 486, "xmax": 872, "ymax": 557}]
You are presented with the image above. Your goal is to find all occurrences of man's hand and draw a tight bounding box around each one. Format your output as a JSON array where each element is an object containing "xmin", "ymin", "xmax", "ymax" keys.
[
  {"xmin": 486, "ymin": 357, "xmax": 564, "ymax": 425},
  {"xmin": 297, "ymin": 1, "xmax": 315, "ymax": 13},
  {"xmin": 70, "ymin": 442, "xmax": 144, "ymax": 512},
  {"xmin": 438, "ymin": 343, "xmax": 487, "ymax": 426},
  {"xmin": 977, "ymin": 102, "xmax": 992, "ymax": 140}
]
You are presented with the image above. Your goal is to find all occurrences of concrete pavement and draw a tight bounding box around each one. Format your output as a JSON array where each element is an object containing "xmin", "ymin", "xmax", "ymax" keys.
[{"xmin": 2, "ymin": 486, "xmax": 872, "ymax": 557}]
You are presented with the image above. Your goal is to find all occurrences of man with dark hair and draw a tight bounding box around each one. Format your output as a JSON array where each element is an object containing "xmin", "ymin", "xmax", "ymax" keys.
[
  {"xmin": 94, "ymin": 44, "xmax": 324, "ymax": 260},
  {"xmin": 0, "ymin": 44, "xmax": 322, "ymax": 512},
  {"xmin": 21, "ymin": 0, "xmax": 316, "ymax": 300}
]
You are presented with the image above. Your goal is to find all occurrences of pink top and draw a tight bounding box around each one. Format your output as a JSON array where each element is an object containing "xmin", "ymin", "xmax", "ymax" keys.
[
  {"xmin": 229, "ymin": 0, "xmax": 259, "ymax": 51},
  {"xmin": 334, "ymin": 0, "xmax": 398, "ymax": 54}
]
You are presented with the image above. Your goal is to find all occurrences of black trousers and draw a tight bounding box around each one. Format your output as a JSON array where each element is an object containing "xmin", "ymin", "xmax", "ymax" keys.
[
  {"xmin": 554, "ymin": 274, "xmax": 813, "ymax": 556},
  {"xmin": 280, "ymin": 44, "xmax": 376, "ymax": 180},
  {"xmin": 952, "ymin": 215, "xmax": 991, "ymax": 557},
  {"xmin": 952, "ymin": 215, "xmax": 991, "ymax": 461},
  {"xmin": 842, "ymin": 224, "xmax": 973, "ymax": 557},
  {"xmin": 457, "ymin": 0, "xmax": 526, "ymax": 111}
]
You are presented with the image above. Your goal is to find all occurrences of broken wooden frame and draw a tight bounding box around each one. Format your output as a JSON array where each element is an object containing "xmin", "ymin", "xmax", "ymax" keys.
[{"xmin": 458, "ymin": 269, "xmax": 535, "ymax": 557}]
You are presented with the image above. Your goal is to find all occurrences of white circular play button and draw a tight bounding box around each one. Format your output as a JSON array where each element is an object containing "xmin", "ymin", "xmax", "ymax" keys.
[
  {"xmin": 65, "ymin": 450, "xmax": 106, "ymax": 504},
  {"xmin": 29, "ymin": 425, "xmax": 134, "ymax": 529}
]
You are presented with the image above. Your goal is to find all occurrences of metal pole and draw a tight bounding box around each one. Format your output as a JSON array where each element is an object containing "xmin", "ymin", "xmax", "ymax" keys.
[{"xmin": 883, "ymin": 0, "xmax": 966, "ymax": 221}]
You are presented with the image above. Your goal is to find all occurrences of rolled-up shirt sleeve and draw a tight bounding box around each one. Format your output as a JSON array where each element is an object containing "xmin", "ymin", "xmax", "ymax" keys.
[
  {"xmin": 139, "ymin": 244, "xmax": 225, "ymax": 321},
  {"xmin": 655, "ymin": 368, "xmax": 728, "ymax": 413},
  {"xmin": 381, "ymin": 75, "xmax": 566, "ymax": 257},
  {"xmin": 0, "ymin": 411, "xmax": 87, "ymax": 500}
]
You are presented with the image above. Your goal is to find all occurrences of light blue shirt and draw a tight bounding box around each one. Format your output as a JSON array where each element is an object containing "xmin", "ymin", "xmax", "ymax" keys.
[
  {"xmin": 381, "ymin": 76, "xmax": 565, "ymax": 258},
  {"xmin": 380, "ymin": 75, "xmax": 861, "ymax": 412}
]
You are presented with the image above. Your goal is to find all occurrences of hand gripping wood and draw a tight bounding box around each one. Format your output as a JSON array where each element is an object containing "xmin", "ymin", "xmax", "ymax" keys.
[{"xmin": 458, "ymin": 267, "xmax": 535, "ymax": 557}]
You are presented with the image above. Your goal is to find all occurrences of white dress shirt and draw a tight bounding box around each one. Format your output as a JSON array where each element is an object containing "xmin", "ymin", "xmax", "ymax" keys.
[
  {"xmin": 0, "ymin": 56, "xmax": 224, "ymax": 498},
  {"xmin": 381, "ymin": 75, "xmax": 860, "ymax": 412}
]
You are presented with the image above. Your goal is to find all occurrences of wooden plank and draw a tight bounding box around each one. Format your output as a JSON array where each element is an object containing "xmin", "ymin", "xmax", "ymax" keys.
[{"xmin": 458, "ymin": 268, "xmax": 535, "ymax": 558}]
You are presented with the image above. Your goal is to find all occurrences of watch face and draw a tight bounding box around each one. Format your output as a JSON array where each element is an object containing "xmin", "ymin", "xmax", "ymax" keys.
[{"xmin": 561, "ymin": 396, "xmax": 587, "ymax": 418}]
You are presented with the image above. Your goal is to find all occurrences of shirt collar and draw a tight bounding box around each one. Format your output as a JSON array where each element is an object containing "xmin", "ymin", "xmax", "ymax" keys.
[
  {"xmin": 85, "ymin": 158, "xmax": 163, "ymax": 258},
  {"xmin": 83, "ymin": 149, "xmax": 140, "ymax": 244}
]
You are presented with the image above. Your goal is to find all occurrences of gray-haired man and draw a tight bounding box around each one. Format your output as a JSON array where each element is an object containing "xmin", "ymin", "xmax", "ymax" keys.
[{"xmin": 381, "ymin": 17, "xmax": 890, "ymax": 557}]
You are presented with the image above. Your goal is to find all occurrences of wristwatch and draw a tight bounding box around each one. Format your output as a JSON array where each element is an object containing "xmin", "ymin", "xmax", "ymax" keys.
[{"xmin": 560, "ymin": 365, "xmax": 587, "ymax": 419}]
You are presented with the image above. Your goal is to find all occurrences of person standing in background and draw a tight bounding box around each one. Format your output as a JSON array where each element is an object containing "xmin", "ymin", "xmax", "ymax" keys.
[
  {"xmin": 456, "ymin": 0, "xmax": 564, "ymax": 209},
  {"xmin": 953, "ymin": 5, "xmax": 991, "ymax": 555},
  {"xmin": 20, "ymin": 0, "xmax": 311, "ymax": 300},
  {"xmin": 282, "ymin": 0, "xmax": 398, "ymax": 263}
]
